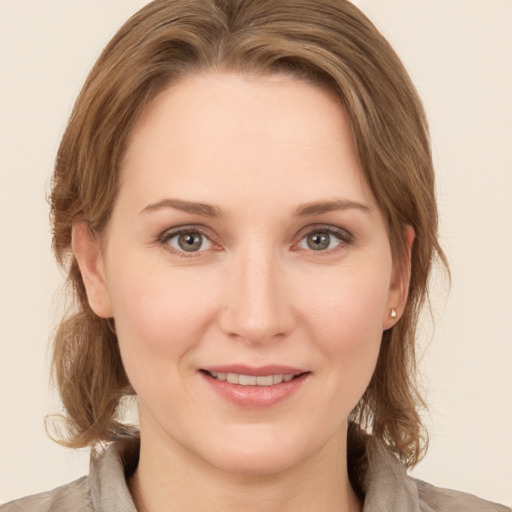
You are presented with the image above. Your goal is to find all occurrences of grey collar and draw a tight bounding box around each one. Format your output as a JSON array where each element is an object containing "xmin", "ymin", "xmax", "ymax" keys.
[{"xmin": 87, "ymin": 434, "xmax": 422, "ymax": 512}]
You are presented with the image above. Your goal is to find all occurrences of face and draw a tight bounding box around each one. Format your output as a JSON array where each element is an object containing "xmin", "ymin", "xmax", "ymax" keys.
[{"xmin": 76, "ymin": 72, "xmax": 409, "ymax": 476}]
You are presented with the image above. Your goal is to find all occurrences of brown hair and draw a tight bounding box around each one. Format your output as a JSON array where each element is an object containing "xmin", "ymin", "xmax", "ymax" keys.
[{"xmin": 50, "ymin": 0, "xmax": 447, "ymax": 467}]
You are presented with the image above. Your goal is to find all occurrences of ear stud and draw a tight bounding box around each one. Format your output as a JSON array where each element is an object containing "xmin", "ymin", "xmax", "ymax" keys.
[{"xmin": 390, "ymin": 308, "xmax": 397, "ymax": 318}]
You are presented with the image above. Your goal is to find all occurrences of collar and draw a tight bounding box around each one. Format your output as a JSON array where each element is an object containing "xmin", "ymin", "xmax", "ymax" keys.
[
  {"xmin": 89, "ymin": 440, "xmax": 138, "ymax": 512},
  {"xmin": 87, "ymin": 431, "xmax": 421, "ymax": 511},
  {"xmin": 361, "ymin": 437, "xmax": 422, "ymax": 512}
]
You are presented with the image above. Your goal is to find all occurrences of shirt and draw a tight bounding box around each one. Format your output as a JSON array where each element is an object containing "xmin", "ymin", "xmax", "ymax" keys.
[{"xmin": 1, "ymin": 434, "xmax": 509, "ymax": 511}]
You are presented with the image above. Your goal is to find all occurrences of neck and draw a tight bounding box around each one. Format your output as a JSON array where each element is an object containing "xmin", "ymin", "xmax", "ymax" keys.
[{"xmin": 129, "ymin": 421, "xmax": 362, "ymax": 512}]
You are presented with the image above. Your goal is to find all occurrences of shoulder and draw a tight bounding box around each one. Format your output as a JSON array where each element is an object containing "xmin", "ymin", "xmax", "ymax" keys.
[
  {"xmin": 352, "ymin": 426, "xmax": 510, "ymax": 512},
  {"xmin": 0, "ymin": 439, "xmax": 139, "ymax": 512},
  {"xmin": 0, "ymin": 477, "xmax": 91, "ymax": 512},
  {"xmin": 414, "ymin": 478, "xmax": 511, "ymax": 512}
]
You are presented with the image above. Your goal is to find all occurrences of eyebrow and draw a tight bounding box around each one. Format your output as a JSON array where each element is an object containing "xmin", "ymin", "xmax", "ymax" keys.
[
  {"xmin": 141, "ymin": 198, "xmax": 222, "ymax": 218},
  {"xmin": 141, "ymin": 197, "xmax": 372, "ymax": 218},
  {"xmin": 294, "ymin": 199, "xmax": 373, "ymax": 216}
]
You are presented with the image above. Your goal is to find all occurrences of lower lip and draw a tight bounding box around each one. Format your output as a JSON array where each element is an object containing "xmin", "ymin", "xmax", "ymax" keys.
[{"xmin": 201, "ymin": 372, "xmax": 308, "ymax": 408}]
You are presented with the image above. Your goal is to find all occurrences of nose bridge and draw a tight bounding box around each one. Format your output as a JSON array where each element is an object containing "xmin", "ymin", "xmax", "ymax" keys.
[{"xmin": 220, "ymin": 243, "xmax": 292, "ymax": 343}]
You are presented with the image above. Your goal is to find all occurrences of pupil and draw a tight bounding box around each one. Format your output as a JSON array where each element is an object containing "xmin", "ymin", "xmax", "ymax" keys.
[
  {"xmin": 308, "ymin": 232, "xmax": 330, "ymax": 251},
  {"xmin": 178, "ymin": 233, "xmax": 202, "ymax": 251}
]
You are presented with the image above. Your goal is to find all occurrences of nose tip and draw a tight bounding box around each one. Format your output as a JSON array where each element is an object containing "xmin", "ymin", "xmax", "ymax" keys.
[
  {"xmin": 233, "ymin": 317, "xmax": 283, "ymax": 345},
  {"xmin": 219, "ymin": 302, "xmax": 292, "ymax": 345}
]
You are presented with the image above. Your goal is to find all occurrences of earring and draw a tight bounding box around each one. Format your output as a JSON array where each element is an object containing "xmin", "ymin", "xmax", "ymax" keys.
[{"xmin": 390, "ymin": 308, "xmax": 397, "ymax": 318}]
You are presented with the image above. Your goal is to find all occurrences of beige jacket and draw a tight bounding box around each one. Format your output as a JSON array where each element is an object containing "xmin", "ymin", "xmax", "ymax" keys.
[{"xmin": 1, "ymin": 437, "xmax": 509, "ymax": 511}]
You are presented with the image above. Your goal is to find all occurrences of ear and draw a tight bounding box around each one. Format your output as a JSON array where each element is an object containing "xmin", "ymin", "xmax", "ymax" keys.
[
  {"xmin": 382, "ymin": 225, "xmax": 415, "ymax": 330},
  {"xmin": 71, "ymin": 223, "xmax": 113, "ymax": 318}
]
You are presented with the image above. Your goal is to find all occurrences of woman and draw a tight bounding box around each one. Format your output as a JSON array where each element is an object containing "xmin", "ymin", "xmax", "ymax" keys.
[{"xmin": 1, "ymin": 0, "xmax": 509, "ymax": 510}]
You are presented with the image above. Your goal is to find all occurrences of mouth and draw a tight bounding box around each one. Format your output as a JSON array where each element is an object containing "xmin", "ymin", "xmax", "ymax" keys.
[
  {"xmin": 199, "ymin": 366, "xmax": 310, "ymax": 407},
  {"xmin": 200, "ymin": 370, "xmax": 308, "ymax": 386}
]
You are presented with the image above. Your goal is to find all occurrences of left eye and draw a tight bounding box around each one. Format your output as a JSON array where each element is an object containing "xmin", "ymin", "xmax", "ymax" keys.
[
  {"xmin": 165, "ymin": 230, "xmax": 213, "ymax": 253},
  {"xmin": 298, "ymin": 230, "xmax": 347, "ymax": 252}
]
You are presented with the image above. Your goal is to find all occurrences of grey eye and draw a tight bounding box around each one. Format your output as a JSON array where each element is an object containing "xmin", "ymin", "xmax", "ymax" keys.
[
  {"xmin": 298, "ymin": 228, "xmax": 349, "ymax": 252},
  {"xmin": 167, "ymin": 231, "xmax": 212, "ymax": 252},
  {"xmin": 306, "ymin": 232, "xmax": 331, "ymax": 251},
  {"xmin": 178, "ymin": 233, "xmax": 203, "ymax": 251}
]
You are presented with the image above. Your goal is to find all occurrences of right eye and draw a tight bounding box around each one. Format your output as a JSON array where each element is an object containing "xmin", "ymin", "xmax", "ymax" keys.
[{"xmin": 162, "ymin": 229, "xmax": 213, "ymax": 253}]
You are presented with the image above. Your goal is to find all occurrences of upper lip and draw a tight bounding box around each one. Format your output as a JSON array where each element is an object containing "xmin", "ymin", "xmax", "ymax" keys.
[{"xmin": 200, "ymin": 365, "xmax": 307, "ymax": 376}]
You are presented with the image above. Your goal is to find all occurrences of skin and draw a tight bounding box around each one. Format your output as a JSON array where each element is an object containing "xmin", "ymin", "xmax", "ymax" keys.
[{"xmin": 73, "ymin": 72, "xmax": 412, "ymax": 512}]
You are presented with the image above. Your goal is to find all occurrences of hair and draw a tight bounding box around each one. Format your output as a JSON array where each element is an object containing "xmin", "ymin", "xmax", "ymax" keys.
[{"xmin": 50, "ymin": 0, "xmax": 447, "ymax": 468}]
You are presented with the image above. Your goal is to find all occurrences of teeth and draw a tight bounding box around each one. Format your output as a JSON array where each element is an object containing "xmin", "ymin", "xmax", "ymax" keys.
[
  {"xmin": 257, "ymin": 375, "xmax": 274, "ymax": 386},
  {"xmin": 239, "ymin": 374, "xmax": 257, "ymax": 385},
  {"xmin": 226, "ymin": 373, "xmax": 239, "ymax": 384},
  {"xmin": 208, "ymin": 371, "xmax": 299, "ymax": 386}
]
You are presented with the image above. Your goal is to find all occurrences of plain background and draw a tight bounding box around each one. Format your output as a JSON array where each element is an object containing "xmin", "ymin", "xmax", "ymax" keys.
[{"xmin": 1, "ymin": 0, "xmax": 511, "ymax": 505}]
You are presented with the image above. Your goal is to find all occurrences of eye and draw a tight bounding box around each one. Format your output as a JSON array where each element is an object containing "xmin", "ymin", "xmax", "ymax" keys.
[
  {"xmin": 297, "ymin": 227, "xmax": 351, "ymax": 252},
  {"xmin": 163, "ymin": 229, "xmax": 213, "ymax": 253}
]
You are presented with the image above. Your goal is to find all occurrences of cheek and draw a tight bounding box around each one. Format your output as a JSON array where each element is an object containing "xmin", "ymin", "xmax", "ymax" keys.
[
  {"xmin": 106, "ymin": 262, "xmax": 223, "ymax": 421},
  {"xmin": 302, "ymin": 265, "xmax": 391, "ymax": 345},
  {"xmin": 299, "ymin": 263, "xmax": 391, "ymax": 400},
  {"xmin": 107, "ymin": 259, "xmax": 219, "ymax": 367}
]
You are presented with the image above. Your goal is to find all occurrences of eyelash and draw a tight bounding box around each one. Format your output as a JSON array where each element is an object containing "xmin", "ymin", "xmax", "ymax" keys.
[
  {"xmin": 157, "ymin": 224, "xmax": 353, "ymax": 257},
  {"xmin": 295, "ymin": 225, "xmax": 353, "ymax": 254},
  {"xmin": 157, "ymin": 226, "xmax": 217, "ymax": 257}
]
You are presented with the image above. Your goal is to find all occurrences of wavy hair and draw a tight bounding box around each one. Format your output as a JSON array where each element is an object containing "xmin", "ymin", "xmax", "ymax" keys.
[{"xmin": 50, "ymin": 0, "xmax": 448, "ymax": 467}]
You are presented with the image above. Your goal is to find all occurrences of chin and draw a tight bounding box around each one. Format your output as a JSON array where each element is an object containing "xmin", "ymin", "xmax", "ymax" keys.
[{"xmin": 192, "ymin": 425, "xmax": 324, "ymax": 477}]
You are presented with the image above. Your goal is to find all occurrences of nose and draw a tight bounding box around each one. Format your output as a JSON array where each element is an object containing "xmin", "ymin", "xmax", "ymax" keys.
[{"xmin": 218, "ymin": 247, "xmax": 295, "ymax": 345}]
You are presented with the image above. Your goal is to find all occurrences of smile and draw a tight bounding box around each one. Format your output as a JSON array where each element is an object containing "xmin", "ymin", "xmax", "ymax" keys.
[
  {"xmin": 199, "ymin": 365, "xmax": 310, "ymax": 407},
  {"xmin": 201, "ymin": 368, "xmax": 309, "ymax": 408},
  {"xmin": 205, "ymin": 371, "xmax": 299, "ymax": 386}
]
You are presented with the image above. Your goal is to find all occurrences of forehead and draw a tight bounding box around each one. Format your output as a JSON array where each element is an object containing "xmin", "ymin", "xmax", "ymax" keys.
[{"xmin": 120, "ymin": 72, "xmax": 375, "ymax": 210}]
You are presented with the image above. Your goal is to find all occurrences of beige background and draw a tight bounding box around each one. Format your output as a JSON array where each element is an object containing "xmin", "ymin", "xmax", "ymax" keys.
[{"xmin": 1, "ymin": 0, "xmax": 511, "ymax": 505}]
